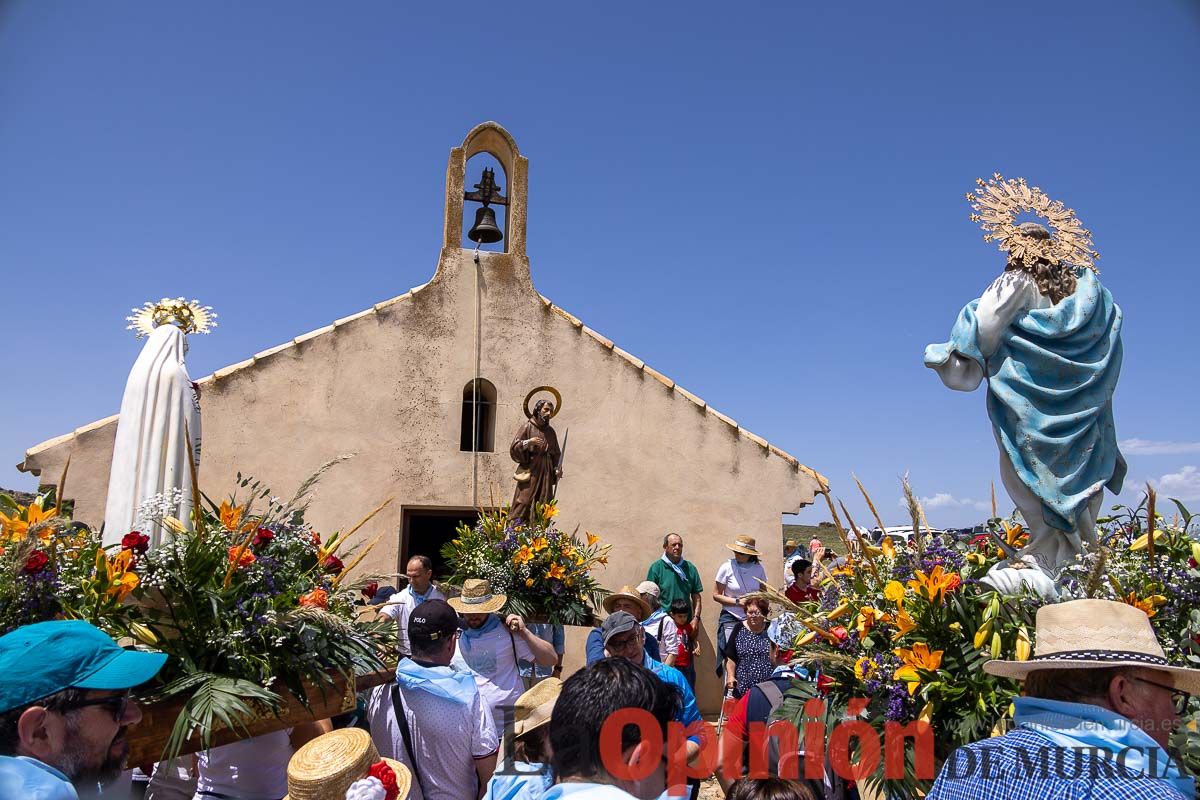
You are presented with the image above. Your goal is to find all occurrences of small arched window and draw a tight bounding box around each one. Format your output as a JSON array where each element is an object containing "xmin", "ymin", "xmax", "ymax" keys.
[{"xmin": 461, "ymin": 378, "xmax": 497, "ymax": 452}]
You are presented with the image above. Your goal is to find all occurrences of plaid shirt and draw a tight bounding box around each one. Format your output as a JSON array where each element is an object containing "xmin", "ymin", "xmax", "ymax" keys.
[{"xmin": 927, "ymin": 728, "xmax": 1192, "ymax": 800}]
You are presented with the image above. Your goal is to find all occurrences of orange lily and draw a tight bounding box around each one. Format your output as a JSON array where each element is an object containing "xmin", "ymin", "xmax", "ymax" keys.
[
  {"xmin": 889, "ymin": 606, "xmax": 918, "ymax": 639},
  {"xmin": 514, "ymin": 546, "xmax": 534, "ymax": 565},
  {"xmin": 103, "ymin": 549, "xmax": 140, "ymax": 601},
  {"xmin": 219, "ymin": 501, "xmax": 246, "ymax": 532},
  {"xmin": 546, "ymin": 564, "xmax": 567, "ymax": 580},
  {"xmin": 907, "ymin": 565, "xmax": 958, "ymax": 604},
  {"xmin": 531, "ymin": 536, "xmax": 549, "ymax": 552},
  {"xmin": 1124, "ymin": 592, "xmax": 1167, "ymax": 617},
  {"xmin": 894, "ymin": 642, "xmax": 944, "ymax": 694},
  {"xmin": 855, "ymin": 606, "xmax": 881, "ymax": 637},
  {"xmin": 586, "ymin": 531, "xmax": 601, "ymax": 547}
]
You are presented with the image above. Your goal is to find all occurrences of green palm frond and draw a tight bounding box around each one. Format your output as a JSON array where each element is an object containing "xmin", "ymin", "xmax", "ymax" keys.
[{"xmin": 159, "ymin": 673, "xmax": 281, "ymax": 761}]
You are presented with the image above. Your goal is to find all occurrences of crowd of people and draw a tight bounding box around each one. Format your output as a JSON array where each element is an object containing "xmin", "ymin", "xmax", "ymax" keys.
[{"xmin": 3, "ymin": 531, "xmax": 1198, "ymax": 800}]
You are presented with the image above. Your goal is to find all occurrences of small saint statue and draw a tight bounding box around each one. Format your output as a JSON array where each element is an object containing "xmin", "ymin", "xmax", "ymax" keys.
[
  {"xmin": 924, "ymin": 176, "xmax": 1125, "ymax": 597},
  {"xmin": 509, "ymin": 390, "xmax": 563, "ymax": 524}
]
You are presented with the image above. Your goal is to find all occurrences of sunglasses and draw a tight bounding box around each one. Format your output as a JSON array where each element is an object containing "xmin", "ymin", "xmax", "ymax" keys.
[
  {"xmin": 64, "ymin": 691, "xmax": 132, "ymax": 723},
  {"xmin": 1131, "ymin": 676, "xmax": 1192, "ymax": 715}
]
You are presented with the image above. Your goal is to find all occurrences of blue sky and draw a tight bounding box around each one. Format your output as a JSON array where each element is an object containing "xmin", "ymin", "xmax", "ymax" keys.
[{"xmin": 2, "ymin": 2, "xmax": 1198, "ymax": 528}]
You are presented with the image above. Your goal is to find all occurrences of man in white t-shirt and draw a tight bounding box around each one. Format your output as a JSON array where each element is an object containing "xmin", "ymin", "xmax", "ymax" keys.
[
  {"xmin": 635, "ymin": 581, "xmax": 679, "ymax": 667},
  {"xmin": 378, "ymin": 555, "xmax": 445, "ymax": 658},
  {"xmin": 447, "ymin": 579, "xmax": 558, "ymax": 727},
  {"xmin": 368, "ymin": 599, "xmax": 498, "ymax": 800}
]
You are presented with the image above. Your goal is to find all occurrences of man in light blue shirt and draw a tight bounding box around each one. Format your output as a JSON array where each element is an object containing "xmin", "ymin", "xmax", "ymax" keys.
[
  {"xmin": 0, "ymin": 620, "xmax": 167, "ymax": 800},
  {"xmin": 519, "ymin": 623, "xmax": 565, "ymax": 683}
]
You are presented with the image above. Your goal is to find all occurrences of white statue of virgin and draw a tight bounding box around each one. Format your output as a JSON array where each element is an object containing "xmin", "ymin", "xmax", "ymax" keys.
[{"xmin": 103, "ymin": 298, "xmax": 216, "ymax": 546}]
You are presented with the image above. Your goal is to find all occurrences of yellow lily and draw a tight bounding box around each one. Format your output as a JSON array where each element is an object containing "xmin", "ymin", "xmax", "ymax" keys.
[
  {"xmin": 1130, "ymin": 530, "xmax": 1165, "ymax": 552},
  {"xmin": 546, "ymin": 563, "xmax": 566, "ymax": 580},
  {"xmin": 531, "ymin": 536, "xmax": 549, "ymax": 552},
  {"xmin": 586, "ymin": 531, "xmax": 601, "ymax": 547},
  {"xmin": 514, "ymin": 546, "xmax": 534, "ymax": 565},
  {"xmin": 1015, "ymin": 626, "xmax": 1032, "ymax": 661},
  {"xmin": 880, "ymin": 536, "xmax": 896, "ymax": 560},
  {"xmin": 542, "ymin": 503, "xmax": 559, "ymax": 520},
  {"xmin": 104, "ymin": 549, "xmax": 140, "ymax": 601},
  {"xmin": 826, "ymin": 601, "xmax": 852, "ymax": 621}
]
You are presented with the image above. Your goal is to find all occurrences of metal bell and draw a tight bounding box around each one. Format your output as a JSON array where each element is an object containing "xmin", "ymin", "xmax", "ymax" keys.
[{"xmin": 467, "ymin": 206, "xmax": 503, "ymax": 244}]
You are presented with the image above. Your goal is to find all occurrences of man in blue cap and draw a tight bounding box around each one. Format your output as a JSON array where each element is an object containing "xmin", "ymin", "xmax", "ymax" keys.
[{"xmin": 0, "ymin": 620, "xmax": 166, "ymax": 799}]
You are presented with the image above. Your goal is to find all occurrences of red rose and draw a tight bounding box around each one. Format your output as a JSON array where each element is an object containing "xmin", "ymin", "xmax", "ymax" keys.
[
  {"xmin": 253, "ymin": 528, "xmax": 275, "ymax": 548},
  {"xmin": 121, "ymin": 531, "xmax": 150, "ymax": 555},
  {"xmin": 816, "ymin": 673, "xmax": 835, "ymax": 695},
  {"xmin": 830, "ymin": 626, "xmax": 849, "ymax": 642},
  {"xmin": 322, "ymin": 555, "xmax": 344, "ymax": 574},
  {"xmin": 23, "ymin": 550, "xmax": 49, "ymax": 574},
  {"xmin": 367, "ymin": 760, "xmax": 399, "ymax": 800},
  {"xmin": 363, "ymin": 581, "xmax": 379, "ymax": 599},
  {"xmin": 1190, "ymin": 557, "xmax": 1198, "ymax": 570}
]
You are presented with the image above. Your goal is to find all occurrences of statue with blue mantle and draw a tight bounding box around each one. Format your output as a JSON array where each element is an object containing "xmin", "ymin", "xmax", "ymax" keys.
[{"xmin": 925, "ymin": 175, "xmax": 1125, "ymax": 597}]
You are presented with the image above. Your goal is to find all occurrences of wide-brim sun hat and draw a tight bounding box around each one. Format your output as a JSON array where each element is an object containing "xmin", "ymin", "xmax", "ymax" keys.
[
  {"xmin": 283, "ymin": 728, "xmax": 411, "ymax": 800},
  {"xmin": 513, "ymin": 676, "xmax": 563, "ymax": 738},
  {"xmin": 446, "ymin": 578, "xmax": 508, "ymax": 615},
  {"xmin": 727, "ymin": 535, "xmax": 760, "ymax": 556},
  {"xmin": 602, "ymin": 585, "xmax": 653, "ymax": 620},
  {"xmin": 984, "ymin": 598, "xmax": 1200, "ymax": 695}
]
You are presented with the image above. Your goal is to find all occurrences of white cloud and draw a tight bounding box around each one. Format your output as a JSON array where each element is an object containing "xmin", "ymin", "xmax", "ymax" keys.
[
  {"xmin": 1150, "ymin": 466, "xmax": 1200, "ymax": 501},
  {"xmin": 1120, "ymin": 439, "xmax": 1200, "ymax": 456},
  {"xmin": 896, "ymin": 493, "xmax": 991, "ymax": 512}
]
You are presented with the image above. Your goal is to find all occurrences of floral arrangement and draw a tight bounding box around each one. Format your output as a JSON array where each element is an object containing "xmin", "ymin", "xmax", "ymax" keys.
[
  {"xmin": 0, "ymin": 488, "xmax": 110, "ymax": 635},
  {"xmin": 441, "ymin": 500, "xmax": 610, "ymax": 624},
  {"xmin": 119, "ymin": 471, "xmax": 395, "ymax": 757},
  {"xmin": 1060, "ymin": 491, "xmax": 1200, "ymax": 771},
  {"xmin": 2, "ymin": 462, "xmax": 395, "ymax": 760},
  {"xmin": 761, "ymin": 481, "xmax": 1041, "ymax": 800},
  {"xmin": 765, "ymin": 481, "xmax": 1200, "ymax": 798}
]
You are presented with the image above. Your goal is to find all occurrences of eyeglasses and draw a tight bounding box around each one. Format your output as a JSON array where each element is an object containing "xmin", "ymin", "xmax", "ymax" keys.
[
  {"xmin": 1131, "ymin": 676, "xmax": 1192, "ymax": 715},
  {"xmin": 64, "ymin": 691, "xmax": 132, "ymax": 723}
]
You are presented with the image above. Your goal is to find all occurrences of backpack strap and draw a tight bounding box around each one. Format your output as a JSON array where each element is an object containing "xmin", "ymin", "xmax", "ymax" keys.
[
  {"xmin": 757, "ymin": 679, "xmax": 784, "ymax": 713},
  {"xmin": 390, "ymin": 683, "xmax": 426, "ymax": 795},
  {"xmin": 509, "ymin": 626, "xmax": 532, "ymax": 691}
]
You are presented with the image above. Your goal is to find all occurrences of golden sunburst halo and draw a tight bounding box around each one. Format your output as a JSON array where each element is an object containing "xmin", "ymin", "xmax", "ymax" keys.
[
  {"xmin": 126, "ymin": 298, "xmax": 218, "ymax": 338},
  {"xmin": 967, "ymin": 173, "xmax": 1099, "ymax": 273}
]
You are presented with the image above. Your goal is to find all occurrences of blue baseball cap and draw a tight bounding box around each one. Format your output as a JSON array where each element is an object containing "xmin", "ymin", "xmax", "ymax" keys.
[{"xmin": 0, "ymin": 620, "xmax": 167, "ymax": 712}]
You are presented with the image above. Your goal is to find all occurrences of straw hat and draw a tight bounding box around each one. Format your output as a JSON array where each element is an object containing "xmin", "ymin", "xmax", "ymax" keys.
[
  {"xmin": 602, "ymin": 585, "xmax": 652, "ymax": 620},
  {"xmin": 512, "ymin": 677, "xmax": 563, "ymax": 738},
  {"xmin": 284, "ymin": 728, "xmax": 411, "ymax": 800},
  {"xmin": 727, "ymin": 535, "xmax": 760, "ymax": 556},
  {"xmin": 985, "ymin": 598, "xmax": 1200, "ymax": 695},
  {"xmin": 446, "ymin": 578, "xmax": 507, "ymax": 614}
]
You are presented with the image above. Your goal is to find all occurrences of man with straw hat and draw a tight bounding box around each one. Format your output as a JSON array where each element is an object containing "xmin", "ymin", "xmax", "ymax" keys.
[
  {"xmin": 448, "ymin": 579, "xmax": 558, "ymax": 728},
  {"xmin": 367, "ymin": 599, "xmax": 499, "ymax": 800},
  {"xmin": 584, "ymin": 586, "xmax": 660, "ymax": 665},
  {"xmin": 928, "ymin": 598, "xmax": 1199, "ymax": 799},
  {"xmin": 482, "ymin": 678, "xmax": 561, "ymax": 800},
  {"xmin": 283, "ymin": 728, "xmax": 410, "ymax": 800},
  {"xmin": 713, "ymin": 535, "xmax": 768, "ymax": 679}
]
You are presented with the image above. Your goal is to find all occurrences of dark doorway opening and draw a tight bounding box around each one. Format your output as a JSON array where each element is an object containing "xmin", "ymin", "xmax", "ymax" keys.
[{"xmin": 401, "ymin": 507, "xmax": 481, "ymax": 579}]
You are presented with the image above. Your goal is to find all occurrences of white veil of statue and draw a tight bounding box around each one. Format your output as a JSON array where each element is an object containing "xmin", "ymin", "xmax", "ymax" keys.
[{"xmin": 103, "ymin": 323, "xmax": 202, "ymax": 546}]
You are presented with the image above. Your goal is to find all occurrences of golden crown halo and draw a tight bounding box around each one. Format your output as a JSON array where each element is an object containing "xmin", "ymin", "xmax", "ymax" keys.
[
  {"xmin": 126, "ymin": 297, "xmax": 218, "ymax": 338},
  {"xmin": 967, "ymin": 174, "xmax": 1100, "ymax": 273}
]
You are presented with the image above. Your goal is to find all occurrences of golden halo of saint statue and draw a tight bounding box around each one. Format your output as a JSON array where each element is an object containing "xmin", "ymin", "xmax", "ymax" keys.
[
  {"xmin": 967, "ymin": 174, "xmax": 1099, "ymax": 273},
  {"xmin": 126, "ymin": 298, "xmax": 218, "ymax": 339},
  {"xmin": 523, "ymin": 385, "xmax": 562, "ymax": 419}
]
